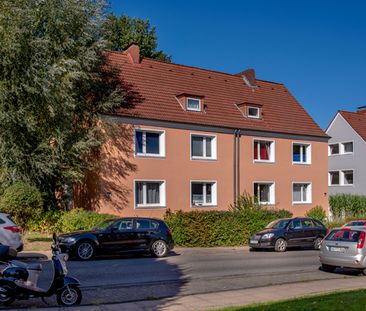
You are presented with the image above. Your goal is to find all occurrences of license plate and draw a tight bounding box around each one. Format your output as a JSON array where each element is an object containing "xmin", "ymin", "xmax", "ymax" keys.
[
  {"xmin": 250, "ymin": 239, "xmax": 259, "ymax": 244},
  {"xmin": 331, "ymin": 247, "xmax": 344, "ymax": 252}
]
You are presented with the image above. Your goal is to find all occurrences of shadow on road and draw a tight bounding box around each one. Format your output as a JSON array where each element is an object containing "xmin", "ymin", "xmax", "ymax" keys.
[{"xmin": 0, "ymin": 251, "xmax": 184, "ymax": 310}]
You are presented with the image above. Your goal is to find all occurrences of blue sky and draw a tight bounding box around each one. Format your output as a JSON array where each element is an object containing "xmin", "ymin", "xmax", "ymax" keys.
[{"xmin": 109, "ymin": 0, "xmax": 366, "ymax": 129}]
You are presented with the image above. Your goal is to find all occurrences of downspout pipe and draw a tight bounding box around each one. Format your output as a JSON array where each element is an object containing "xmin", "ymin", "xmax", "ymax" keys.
[
  {"xmin": 237, "ymin": 130, "xmax": 241, "ymax": 201},
  {"xmin": 233, "ymin": 130, "xmax": 238, "ymax": 207}
]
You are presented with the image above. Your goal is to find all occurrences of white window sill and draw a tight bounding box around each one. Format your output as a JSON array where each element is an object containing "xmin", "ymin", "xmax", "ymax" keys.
[
  {"xmin": 254, "ymin": 160, "xmax": 275, "ymax": 164},
  {"xmin": 191, "ymin": 156, "xmax": 217, "ymax": 161},
  {"xmin": 136, "ymin": 153, "xmax": 165, "ymax": 159},
  {"xmin": 259, "ymin": 202, "xmax": 275, "ymax": 205},
  {"xmin": 292, "ymin": 162, "xmax": 311, "ymax": 166},
  {"xmin": 191, "ymin": 205, "xmax": 217, "ymax": 208},
  {"xmin": 135, "ymin": 205, "xmax": 166, "ymax": 209},
  {"xmin": 292, "ymin": 202, "xmax": 312, "ymax": 205},
  {"xmin": 329, "ymin": 184, "xmax": 354, "ymax": 187}
]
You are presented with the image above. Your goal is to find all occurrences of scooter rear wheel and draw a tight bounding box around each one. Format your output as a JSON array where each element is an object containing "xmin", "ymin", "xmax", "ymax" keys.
[
  {"xmin": 57, "ymin": 286, "xmax": 82, "ymax": 306},
  {"xmin": 0, "ymin": 286, "xmax": 15, "ymax": 306}
]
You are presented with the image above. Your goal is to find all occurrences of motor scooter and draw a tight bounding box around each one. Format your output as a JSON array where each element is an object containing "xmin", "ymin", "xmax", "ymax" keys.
[{"xmin": 0, "ymin": 233, "xmax": 82, "ymax": 306}]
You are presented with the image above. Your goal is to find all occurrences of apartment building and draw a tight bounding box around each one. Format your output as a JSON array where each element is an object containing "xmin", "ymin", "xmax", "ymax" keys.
[
  {"xmin": 326, "ymin": 108, "xmax": 366, "ymax": 195},
  {"xmin": 82, "ymin": 44, "xmax": 329, "ymax": 218}
]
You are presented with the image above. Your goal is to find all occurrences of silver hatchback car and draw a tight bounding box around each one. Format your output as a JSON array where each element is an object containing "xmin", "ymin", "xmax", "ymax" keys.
[
  {"xmin": 0, "ymin": 213, "xmax": 23, "ymax": 251},
  {"xmin": 320, "ymin": 226, "xmax": 366, "ymax": 273}
]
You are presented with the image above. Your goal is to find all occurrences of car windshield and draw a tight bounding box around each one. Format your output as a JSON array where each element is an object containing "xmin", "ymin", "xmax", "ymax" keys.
[
  {"xmin": 266, "ymin": 219, "xmax": 290, "ymax": 229},
  {"xmin": 92, "ymin": 219, "xmax": 116, "ymax": 231}
]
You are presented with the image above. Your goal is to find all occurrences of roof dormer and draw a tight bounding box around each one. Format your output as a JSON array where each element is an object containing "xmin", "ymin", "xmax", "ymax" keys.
[
  {"xmin": 236, "ymin": 102, "xmax": 263, "ymax": 119},
  {"xmin": 176, "ymin": 93, "xmax": 206, "ymax": 112}
]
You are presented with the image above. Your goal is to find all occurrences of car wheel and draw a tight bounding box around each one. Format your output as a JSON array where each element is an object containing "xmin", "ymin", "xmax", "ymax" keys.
[
  {"xmin": 274, "ymin": 238, "xmax": 287, "ymax": 252},
  {"xmin": 75, "ymin": 241, "xmax": 95, "ymax": 261},
  {"xmin": 0, "ymin": 286, "xmax": 15, "ymax": 306},
  {"xmin": 151, "ymin": 240, "xmax": 168, "ymax": 257},
  {"xmin": 321, "ymin": 264, "xmax": 337, "ymax": 272},
  {"xmin": 314, "ymin": 237, "xmax": 322, "ymax": 250},
  {"xmin": 57, "ymin": 286, "xmax": 82, "ymax": 306}
]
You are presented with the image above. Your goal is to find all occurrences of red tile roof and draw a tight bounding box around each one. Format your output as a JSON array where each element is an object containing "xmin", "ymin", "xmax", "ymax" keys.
[
  {"xmin": 339, "ymin": 110, "xmax": 366, "ymax": 141},
  {"xmin": 105, "ymin": 51, "xmax": 327, "ymax": 138}
]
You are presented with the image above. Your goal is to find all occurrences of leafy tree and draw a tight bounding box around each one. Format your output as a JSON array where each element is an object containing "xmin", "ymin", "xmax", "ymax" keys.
[
  {"xmin": 103, "ymin": 13, "xmax": 171, "ymax": 62},
  {"xmin": 0, "ymin": 0, "xmax": 138, "ymax": 208}
]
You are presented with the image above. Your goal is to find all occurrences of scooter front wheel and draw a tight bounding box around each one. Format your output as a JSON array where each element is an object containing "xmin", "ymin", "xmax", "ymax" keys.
[
  {"xmin": 0, "ymin": 286, "xmax": 15, "ymax": 306},
  {"xmin": 57, "ymin": 286, "xmax": 82, "ymax": 306}
]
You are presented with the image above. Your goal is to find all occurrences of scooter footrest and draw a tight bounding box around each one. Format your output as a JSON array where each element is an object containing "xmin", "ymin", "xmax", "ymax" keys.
[{"xmin": 14, "ymin": 280, "xmax": 47, "ymax": 293}]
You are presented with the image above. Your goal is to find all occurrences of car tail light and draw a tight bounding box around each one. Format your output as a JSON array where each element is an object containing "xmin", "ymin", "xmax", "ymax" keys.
[
  {"xmin": 168, "ymin": 228, "xmax": 172, "ymax": 236},
  {"xmin": 357, "ymin": 232, "xmax": 366, "ymax": 249},
  {"xmin": 4, "ymin": 226, "xmax": 20, "ymax": 233}
]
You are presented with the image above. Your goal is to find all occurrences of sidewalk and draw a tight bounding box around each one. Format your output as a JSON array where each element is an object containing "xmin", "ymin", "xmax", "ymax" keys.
[{"xmin": 34, "ymin": 277, "xmax": 366, "ymax": 311}]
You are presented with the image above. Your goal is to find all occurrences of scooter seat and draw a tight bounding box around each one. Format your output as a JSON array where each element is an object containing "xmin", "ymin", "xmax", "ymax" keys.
[
  {"xmin": 14, "ymin": 280, "xmax": 47, "ymax": 293},
  {"xmin": 27, "ymin": 263, "xmax": 42, "ymax": 271}
]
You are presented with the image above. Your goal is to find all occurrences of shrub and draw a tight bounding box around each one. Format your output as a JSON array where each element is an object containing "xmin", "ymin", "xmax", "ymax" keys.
[
  {"xmin": 0, "ymin": 182, "xmax": 43, "ymax": 229},
  {"xmin": 164, "ymin": 206, "xmax": 292, "ymax": 247},
  {"xmin": 56, "ymin": 208, "xmax": 117, "ymax": 232},
  {"xmin": 27, "ymin": 209, "xmax": 65, "ymax": 233},
  {"xmin": 329, "ymin": 194, "xmax": 366, "ymax": 218},
  {"xmin": 305, "ymin": 206, "xmax": 327, "ymax": 221}
]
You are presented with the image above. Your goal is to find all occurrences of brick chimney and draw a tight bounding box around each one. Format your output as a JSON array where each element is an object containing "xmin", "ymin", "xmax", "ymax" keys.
[
  {"xmin": 236, "ymin": 69, "xmax": 257, "ymax": 88},
  {"xmin": 357, "ymin": 106, "xmax": 366, "ymax": 115},
  {"xmin": 125, "ymin": 44, "xmax": 140, "ymax": 64}
]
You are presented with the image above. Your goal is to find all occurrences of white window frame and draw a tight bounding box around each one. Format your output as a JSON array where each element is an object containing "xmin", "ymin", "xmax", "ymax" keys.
[
  {"xmin": 134, "ymin": 180, "xmax": 166, "ymax": 209},
  {"xmin": 187, "ymin": 97, "xmax": 201, "ymax": 112},
  {"xmin": 134, "ymin": 128, "xmax": 165, "ymax": 158},
  {"xmin": 253, "ymin": 182, "xmax": 275, "ymax": 205},
  {"xmin": 341, "ymin": 141, "xmax": 354, "ymax": 155},
  {"xmin": 328, "ymin": 143, "xmax": 340, "ymax": 156},
  {"xmin": 190, "ymin": 180, "xmax": 217, "ymax": 208},
  {"xmin": 292, "ymin": 182, "xmax": 312, "ymax": 205},
  {"xmin": 253, "ymin": 139, "xmax": 275, "ymax": 163},
  {"xmin": 328, "ymin": 171, "xmax": 340, "ymax": 186},
  {"xmin": 247, "ymin": 106, "xmax": 261, "ymax": 119},
  {"xmin": 292, "ymin": 142, "xmax": 311, "ymax": 165},
  {"xmin": 328, "ymin": 169, "xmax": 354, "ymax": 186},
  {"xmin": 190, "ymin": 133, "xmax": 217, "ymax": 160}
]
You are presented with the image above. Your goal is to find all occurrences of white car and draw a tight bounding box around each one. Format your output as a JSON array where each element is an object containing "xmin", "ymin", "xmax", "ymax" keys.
[{"xmin": 0, "ymin": 213, "xmax": 23, "ymax": 251}]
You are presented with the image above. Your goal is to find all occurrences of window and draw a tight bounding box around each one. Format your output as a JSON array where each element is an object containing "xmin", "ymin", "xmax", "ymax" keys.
[
  {"xmin": 329, "ymin": 170, "xmax": 354, "ymax": 186},
  {"xmin": 115, "ymin": 219, "xmax": 133, "ymax": 231},
  {"xmin": 289, "ymin": 219, "xmax": 302, "ymax": 229},
  {"xmin": 191, "ymin": 135, "xmax": 217, "ymax": 159},
  {"xmin": 191, "ymin": 182, "xmax": 217, "ymax": 207},
  {"xmin": 342, "ymin": 142, "xmax": 353, "ymax": 154},
  {"xmin": 302, "ymin": 219, "xmax": 313, "ymax": 228},
  {"xmin": 254, "ymin": 182, "xmax": 275, "ymax": 204},
  {"xmin": 135, "ymin": 181, "xmax": 166, "ymax": 208},
  {"xmin": 248, "ymin": 106, "xmax": 260, "ymax": 119},
  {"xmin": 254, "ymin": 140, "xmax": 275, "ymax": 162},
  {"xmin": 135, "ymin": 130, "xmax": 165, "ymax": 157},
  {"xmin": 187, "ymin": 98, "xmax": 201, "ymax": 111},
  {"xmin": 293, "ymin": 183, "xmax": 312, "ymax": 204},
  {"xmin": 343, "ymin": 170, "xmax": 354, "ymax": 185},
  {"xmin": 135, "ymin": 219, "xmax": 160, "ymax": 230},
  {"xmin": 329, "ymin": 143, "xmax": 339, "ymax": 155},
  {"xmin": 293, "ymin": 143, "xmax": 311, "ymax": 164}
]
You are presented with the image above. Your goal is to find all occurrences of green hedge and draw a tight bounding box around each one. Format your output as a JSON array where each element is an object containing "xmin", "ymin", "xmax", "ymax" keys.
[
  {"xmin": 305, "ymin": 206, "xmax": 326, "ymax": 221},
  {"xmin": 330, "ymin": 194, "xmax": 366, "ymax": 218},
  {"xmin": 26, "ymin": 208, "xmax": 117, "ymax": 233},
  {"xmin": 164, "ymin": 208, "xmax": 292, "ymax": 247}
]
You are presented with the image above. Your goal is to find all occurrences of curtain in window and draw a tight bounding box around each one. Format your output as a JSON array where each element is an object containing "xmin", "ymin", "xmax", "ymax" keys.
[
  {"xmin": 205, "ymin": 138, "xmax": 212, "ymax": 157},
  {"xmin": 254, "ymin": 142, "xmax": 258, "ymax": 160},
  {"xmin": 260, "ymin": 184, "xmax": 270, "ymax": 202},
  {"xmin": 293, "ymin": 184, "xmax": 302, "ymax": 202},
  {"xmin": 260, "ymin": 142, "xmax": 270, "ymax": 160},
  {"xmin": 206, "ymin": 183, "xmax": 212, "ymax": 203},
  {"xmin": 293, "ymin": 145, "xmax": 301, "ymax": 162},
  {"xmin": 146, "ymin": 183, "xmax": 160, "ymax": 204},
  {"xmin": 192, "ymin": 183, "xmax": 204, "ymax": 204},
  {"xmin": 136, "ymin": 182, "xmax": 144, "ymax": 205}
]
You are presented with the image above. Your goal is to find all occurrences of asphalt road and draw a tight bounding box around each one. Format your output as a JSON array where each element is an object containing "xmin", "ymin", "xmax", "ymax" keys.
[{"xmin": 2, "ymin": 247, "xmax": 360, "ymax": 308}]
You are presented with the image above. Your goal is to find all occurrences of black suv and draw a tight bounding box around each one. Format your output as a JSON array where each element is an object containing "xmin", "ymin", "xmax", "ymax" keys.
[
  {"xmin": 249, "ymin": 217, "xmax": 327, "ymax": 252},
  {"xmin": 58, "ymin": 217, "xmax": 174, "ymax": 260}
]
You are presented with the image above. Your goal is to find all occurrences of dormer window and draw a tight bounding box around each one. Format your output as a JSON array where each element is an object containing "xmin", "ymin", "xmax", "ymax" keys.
[
  {"xmin": 187, "ymin": 98, "xmax": 201, "ymax": 112},
  {"xmin": 248, "ymin": 106, "xmax": 260, "ymax": 119}
]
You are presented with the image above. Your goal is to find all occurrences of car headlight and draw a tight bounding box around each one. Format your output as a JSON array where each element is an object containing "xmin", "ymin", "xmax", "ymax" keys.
[
  {"xmin": 262, "ymin": 233, "xmax": 274, "ymax": 240},
  {"xmin": 63, "ymin": 237, "xmax": 76, "ymax": 244}
]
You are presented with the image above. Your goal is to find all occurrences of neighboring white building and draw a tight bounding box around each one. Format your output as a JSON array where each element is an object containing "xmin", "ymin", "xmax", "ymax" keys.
[{"xmin": 326, "ymin": 107, "xmax": 366, "ymax": 195}]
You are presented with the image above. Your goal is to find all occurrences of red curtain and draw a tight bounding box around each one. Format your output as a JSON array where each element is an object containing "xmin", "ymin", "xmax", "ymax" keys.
[{"xmin": 260, "ymin": 143, "xmax": 269, "ymax": 160}]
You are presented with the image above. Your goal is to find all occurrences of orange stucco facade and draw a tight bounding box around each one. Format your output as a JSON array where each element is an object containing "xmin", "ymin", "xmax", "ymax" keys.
[{"xmin": 90, "ymin": 121, "xmax": 329, "ymax": 218}]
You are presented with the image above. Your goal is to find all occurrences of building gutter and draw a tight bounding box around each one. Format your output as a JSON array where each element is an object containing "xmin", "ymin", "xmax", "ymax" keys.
[{"xmin": 233, "ymin": 129, "xmax": 238, "ymax": 207}]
